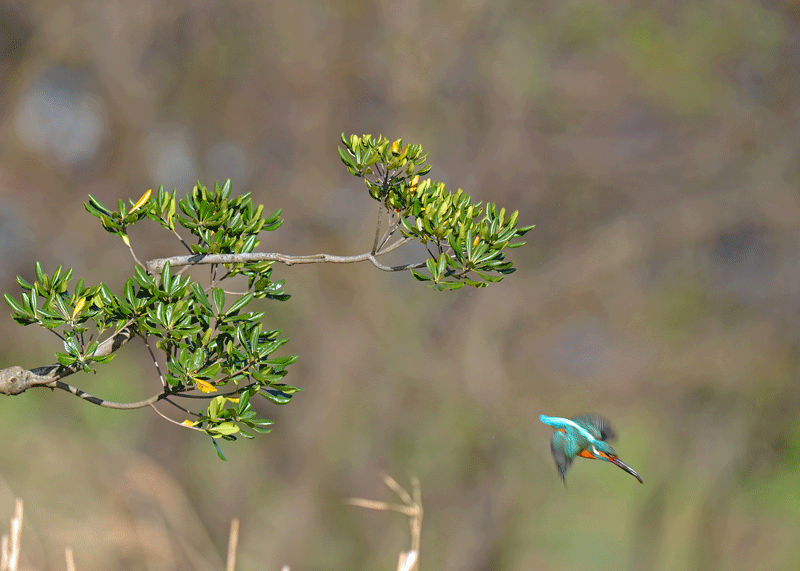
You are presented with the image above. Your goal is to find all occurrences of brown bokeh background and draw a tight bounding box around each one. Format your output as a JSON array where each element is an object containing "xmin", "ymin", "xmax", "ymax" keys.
[{"xmin": 2, "ymin": 1, "xmax": 800, "ymax": 569}]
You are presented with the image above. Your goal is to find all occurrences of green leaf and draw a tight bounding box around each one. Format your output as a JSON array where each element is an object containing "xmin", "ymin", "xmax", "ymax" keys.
[
  {"xmin": 261, "ymin": 389, "xmax": 292, "ymax": 404},
  {"xmin": 134, "ymin": 266, "xmax": 155, "ymax": 289},
  {"xmin": 266, "ymin": 354, "xmax": 298, "ymax": 366},
  {"xmin": 85, "ymin": 195, "xmax": 112, "ymax": 216},
  {"xmin": 191, "ymin": 283, "xmax": 213, "ymax": 311},
  {"xmin": 426, "ymin": 258, "xmax": 437, "ymax": 278},
  {"xmin": 99, "ymin": 283, "xmax": 116, "ymax": 305},
  {"xmin": 55, "ymin": 353, "xmax": 75, "ymax": 366},
  {"xmin": 212, "ymin": 288, "xmax": 225, "ymax": 314},
  {"xmin": 474, "ymin": 271, "xmax": 504, "ymax": 283},
  {"xmin": 208, "ymin": 395, "xmax": 225, "ymax": 419},
  {"xmin": 55, "ymin": 296, "xmax": 72, "ymax": 320},
  {"xmin": 226, "ymin": 292, "xmax": 254, "ymax": 316},
  {"xmin": 237, "ymin": 387, "xmax": 252, "ymax": 414},
  {"xmin": 211, "ymin": 438, "xmax": 228, "ymax": 461},
  {"xmin": 99, "ymin": 214, "xmax": 119, "ymax": 234},
  {"xmin": 237, "ymin": 428, "xmax": 255, "ymax": 439},
  {"xmin": 209, "ymin": 422, "xmax": 239, "ymax": 436},
  {"xmin": 4, "ymin": 293, "xmax": 25, "ymax": 314},
  {"xmin": 161, "ymin": 261, "xmax": 172, "ymax": 293},
  {"xmin": 15, "ymin": 276, "xmax": 33, "ymax": 291},
  {"xmin": 248, "ymin": 422, "xmax": 273, "ymax": 434},
  {"xmin": 124, "ymin": 278, "xmax": 135, "ymax": 305},
  {"xmin": 437, "ymin": 253, "xmax": 447, "ymax": 277},
  {"xmin": 338, "ymin": 146, "xmax": 356, "ymax": 168}
]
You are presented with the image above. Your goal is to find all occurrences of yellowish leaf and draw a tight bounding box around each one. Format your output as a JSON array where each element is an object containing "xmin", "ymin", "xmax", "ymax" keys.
[
  {"xmin": 194, "ymin": 378, "xmax": 217, "ymax": 393},
  {"xmin": 182, "ymin": 419, "xmax": 198, "ymax": 427},
  {"xmin": 72, "ymin": 297, "xmax": 85, "ymax": 319},
  {"xmin": 129, "ymin": 189, "xmax": 152, "ymax": 213}
]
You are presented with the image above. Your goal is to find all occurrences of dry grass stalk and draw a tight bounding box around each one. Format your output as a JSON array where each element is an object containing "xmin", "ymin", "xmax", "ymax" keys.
[
  {"xmin": 346, "ymin": 474, "xmax": 422, "ymax": 571},
  {"xmin": 225, "ymin": 518, "xmax": 240, "ymax": 571},
  {"xmin": 65, "ymin": 547, "xmax": 76, "ymax": 571},
  {"xmin": 1, "ymin": 499, "xmax": 23, "ymax": 571}
]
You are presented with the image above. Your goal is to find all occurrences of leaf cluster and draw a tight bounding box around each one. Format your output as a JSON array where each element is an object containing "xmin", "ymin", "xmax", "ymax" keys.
[
  {"xmin": 338, "ymin": 134, "xmax": 534, "ymax": 289},
  {"xmin": 189, "ymin": 387, "xmax": 275, "ymax": 461},
  {"xmin": 4, "ymin": 264, "xmax": 110, "ymax": 371},
  {"xmin": 6, "ymin": 182, "xmax": 297, "ymax": 459}
]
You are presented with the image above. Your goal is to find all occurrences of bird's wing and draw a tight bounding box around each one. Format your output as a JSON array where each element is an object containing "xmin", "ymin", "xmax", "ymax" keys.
[
  {"xmin": 550, "ymin": 430, "xmax": 572, "ymax": 476},
  {"xmin": 552, "ymin": 425, "xmax": 592, "ymax": 457},
  {"xmin": 571, "ymin": 414, "xmax": 616, "ymax": 442}
]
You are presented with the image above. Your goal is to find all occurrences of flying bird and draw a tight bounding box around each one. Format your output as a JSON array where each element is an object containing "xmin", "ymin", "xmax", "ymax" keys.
[{"xmin": 540, "ymin": 414, "xmax": 643, "ymax": 484}]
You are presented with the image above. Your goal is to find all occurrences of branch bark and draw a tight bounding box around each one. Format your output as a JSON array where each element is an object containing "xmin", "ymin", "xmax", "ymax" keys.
[{"xmin": 144, "ymin": 241, "xmax": 425, "ymax": 276}]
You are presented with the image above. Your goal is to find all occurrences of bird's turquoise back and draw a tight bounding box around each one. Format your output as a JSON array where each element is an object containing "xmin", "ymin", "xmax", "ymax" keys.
[{"xmin": 569, "ymin": 414, "xmax": 615, "ymax": 442}]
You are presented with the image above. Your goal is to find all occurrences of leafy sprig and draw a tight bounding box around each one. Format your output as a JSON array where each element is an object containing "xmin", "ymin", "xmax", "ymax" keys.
[{"xmin": 338, "ymin": 134, "xmax": 534, "ymax": 290}]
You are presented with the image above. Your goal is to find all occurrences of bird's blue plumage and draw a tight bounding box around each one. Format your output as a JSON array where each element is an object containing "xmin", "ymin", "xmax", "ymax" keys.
[{"xmin": 539, "ymin": 413, "xmax": 643, "ymax": 484}]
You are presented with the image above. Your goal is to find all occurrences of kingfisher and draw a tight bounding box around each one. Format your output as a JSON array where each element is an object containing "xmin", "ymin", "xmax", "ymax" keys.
[{"xmin": 540, "ymin": 414, "xmax": 643, "ymax": 484}]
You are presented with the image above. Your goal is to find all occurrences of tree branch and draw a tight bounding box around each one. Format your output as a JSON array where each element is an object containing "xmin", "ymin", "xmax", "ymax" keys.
[
  {"xmin": 145, "ymin": 245, "xmax": 426, "ymax": 275},
  {"xmin": 0, "ymin": 364, "xmax": 167, "ymax": 409},
  {"xmin": 0, "ymin": 327, "xmax": 157, "ymax": 407},
  {"xmin": 0, "ymin": 323, "xmax": 260, "ymax": 410},
  {"xmin": 2, "ymin": 236, "xmax": 429, "ymax": 408}
]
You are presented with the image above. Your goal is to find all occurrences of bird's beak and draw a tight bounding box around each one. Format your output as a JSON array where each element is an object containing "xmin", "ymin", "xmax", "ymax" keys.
[{"xmin": 608, "ymin": 456, "xmax": 644, "ymax": 484}]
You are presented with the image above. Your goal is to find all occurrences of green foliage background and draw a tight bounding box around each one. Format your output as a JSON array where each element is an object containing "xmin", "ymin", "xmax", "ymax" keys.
[{"xmin": 1, "ymin": 1, "xmax": 799, "ymax": 570}]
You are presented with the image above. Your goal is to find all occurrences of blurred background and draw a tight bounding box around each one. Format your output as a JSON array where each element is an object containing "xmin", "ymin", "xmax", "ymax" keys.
[{"xmin": 1, "ymin": 0, "xmax": 800, "ymax": 569}]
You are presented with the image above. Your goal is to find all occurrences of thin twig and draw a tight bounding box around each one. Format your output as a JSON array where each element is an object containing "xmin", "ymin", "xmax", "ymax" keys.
[
  {"xmin": 149, "ymin": 402, "xmax": 202, "ymax": 429},
  {"xmin": 377, "ymin": 219, "xmax": 399, "ymax": 252},
  {"xmin": 125, "ymin": 238, "xmax": 146, "ymax": 270},
  {"xmin": 368, "ymin": 257, "xmax": 427, "ymax": 272},
  {"xmin": 372, "ymin": 204, "xmax": 385, "ymax": 254},
  {"xmin": 144, "ymin": 338, "xmax": 167, "ymax": 388},
  {"xmin": 47, "ymin": 328, "xmax": 67, "ymax": 343},
  {"xmin": 171, "ymin": 227, "xmax": 193, "ymax": 253},
  {"xmin": 375, "ymin": 236, "xmax": 413, "ymax": 256},
  {"xmin": 161, "ymin": 397, "xmax": 201, "ymax": 417}
]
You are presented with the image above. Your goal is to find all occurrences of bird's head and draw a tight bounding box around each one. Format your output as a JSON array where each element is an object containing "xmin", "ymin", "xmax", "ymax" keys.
[{"xmin": 588, "ymin": 441, "xmax": 643, "ymax": 483}]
